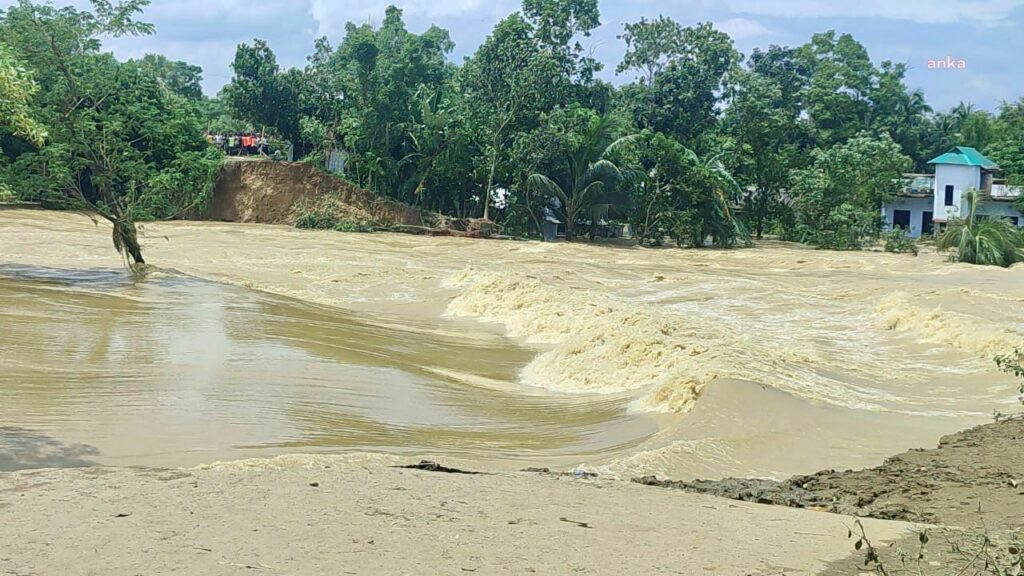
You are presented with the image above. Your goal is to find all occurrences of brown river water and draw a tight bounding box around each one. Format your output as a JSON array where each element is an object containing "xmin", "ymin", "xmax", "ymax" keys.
[{"xmin": 1, "ymin": 209, "xmax": 1022, "ymax": 479}]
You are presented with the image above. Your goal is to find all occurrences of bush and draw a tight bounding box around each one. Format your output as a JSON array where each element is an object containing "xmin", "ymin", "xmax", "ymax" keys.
[
  {"xmin": 883, "ymin": 229, "xmax": 919, "ymax": 255},
  {"xmin": 332, "ymin": 218, "xmax": 376, "ymax": 233},
  {"xmin": 789, "ymin": 203, "xmax": 883, "ymax": 250},
  {"xmin": 994, "ymin": 348, "xmax": 1024, "ymax": 421},
  {"xmin": 293, "ymin": 197, "xmax": 377, "ymax": 233}
]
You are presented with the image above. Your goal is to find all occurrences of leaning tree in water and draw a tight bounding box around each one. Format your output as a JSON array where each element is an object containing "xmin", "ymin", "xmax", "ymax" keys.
[{"xmin": 0, "ymin": 0, "xmax": 221, "ymax": 270}]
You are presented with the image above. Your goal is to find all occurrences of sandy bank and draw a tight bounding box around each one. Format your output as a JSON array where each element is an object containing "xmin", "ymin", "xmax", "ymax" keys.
[{"xmin": 0, "ymin": 460, "xmax": 911, "ymax": 576}]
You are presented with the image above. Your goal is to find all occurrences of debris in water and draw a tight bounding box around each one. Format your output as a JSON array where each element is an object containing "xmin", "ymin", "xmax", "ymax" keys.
[{"xmin": 396, "ymin": 461, "xmax": 480, "ymax": 475}]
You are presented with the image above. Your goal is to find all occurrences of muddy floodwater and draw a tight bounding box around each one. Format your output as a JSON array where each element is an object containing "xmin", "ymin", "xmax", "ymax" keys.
[{"xmin": 2, "ymin": 209, "xmax": 1023, "ymax": 478}]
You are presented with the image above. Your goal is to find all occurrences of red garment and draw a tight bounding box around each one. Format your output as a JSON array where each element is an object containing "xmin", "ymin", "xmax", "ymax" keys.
[{"xmin": 241, "ymin": 136, "xmax": 253, "ymax": 148}]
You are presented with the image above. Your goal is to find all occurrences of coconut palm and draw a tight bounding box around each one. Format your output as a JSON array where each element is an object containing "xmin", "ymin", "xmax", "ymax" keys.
[
  {"xmin": 527, "ymin": 113, "xmax": 636, "ymax": 241},
  {"xmin": 686, "ymin": 148, "xmax": 750, "ymax": 247},
  {"xmin": 937, "ymin": 188, "xmax": 1024, "ymax": 267}
]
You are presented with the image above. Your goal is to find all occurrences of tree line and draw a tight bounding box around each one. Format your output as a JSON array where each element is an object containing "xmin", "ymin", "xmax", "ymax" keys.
[{"xmin": 2, "ymin": 0, "xmax": 1024, "ymax": 264}]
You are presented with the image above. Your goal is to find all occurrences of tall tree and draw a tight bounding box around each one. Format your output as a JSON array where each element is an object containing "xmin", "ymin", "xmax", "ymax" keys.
[
  {"xmin": 723, "ymin": 69, "xmax": 802, "ymax": 238},
  {"xmin": 789, "ymin": 134, "xmax": 911, "ymax": 249},
  {"xmin": 796, "ymin": 31, "xmax": 875, "ymax": 146},
  {"xmin": 132, "ymin": 53, "xmax": 203, "ymax": 100},
  {"xmin": 869, "ymin": 61, "xmax": 932, "ymax": 166},
  {"xmin": 461, "ymin": 13, "xmax": 562, "ymax": 219},
  {"xmin": 617, "ymin": 20, "xmax": 739, "ymax": 147}
]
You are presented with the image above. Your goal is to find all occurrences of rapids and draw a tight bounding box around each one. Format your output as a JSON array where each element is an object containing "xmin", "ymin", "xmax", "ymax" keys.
[{"xmin": 1, "ymin": 209, "xmax": 1021, "ymax": 478}]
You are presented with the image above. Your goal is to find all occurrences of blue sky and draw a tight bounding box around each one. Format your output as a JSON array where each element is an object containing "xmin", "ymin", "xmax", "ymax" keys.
[{"xmin": 3, "ymin": 0, "xmax": 1023, "ymax": 111}]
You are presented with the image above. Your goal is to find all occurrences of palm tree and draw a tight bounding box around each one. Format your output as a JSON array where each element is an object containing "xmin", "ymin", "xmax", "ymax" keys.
[
  {"xmin": 527, "ymin": 113, "xmax": 636, "ymax": 241},
  {"xmin": 937, "ymin": 188, "xmax": 1024, "ymax": 267},
  {"xmin": 685, "ymin": 148, "xmax": 750, "ymax": 247}
]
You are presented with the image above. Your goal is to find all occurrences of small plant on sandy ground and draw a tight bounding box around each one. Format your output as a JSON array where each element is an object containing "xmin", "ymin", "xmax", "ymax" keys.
[
  {"xmin": 994, "ymin": 348, "xmax": 1024, "ymax": 421},
  {"xmin": 848, "ymin": 518, "xmax": 1023, "ymax": 575},
  {"xmin": 883, "ymin": 229, "xmax": 919, "ymax": 255}
]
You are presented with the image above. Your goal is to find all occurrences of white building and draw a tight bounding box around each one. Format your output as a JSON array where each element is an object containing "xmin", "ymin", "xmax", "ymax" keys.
[{"xmin": 882, "ymin": 147, "xmax": 1024, "ymax": 238}]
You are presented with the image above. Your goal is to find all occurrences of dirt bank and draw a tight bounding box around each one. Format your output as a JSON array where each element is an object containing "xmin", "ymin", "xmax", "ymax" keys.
[
  {"xmin": 205, "ymin": 159, "xmax": 432, "ymax": 227},
  {"xmin": 0, "ymin": 459, "xmax": 911, "ymax": 576},
  {"xmin": 636, "ymin": 418, "xmax": 1024, "ymax": 531}
]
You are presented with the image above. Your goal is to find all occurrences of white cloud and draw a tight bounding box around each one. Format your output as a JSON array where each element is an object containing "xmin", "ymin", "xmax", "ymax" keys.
[
  {"xmin": 716, "ymin": 0, "xmax": 1024, "ymax": 26},
  {"xmin": 714, "ymin": 17, "xmax": 771, "ymax": 40},
  {"xmin": 308, "ymin": 0, "xmax": 517, "ymax": 36}
]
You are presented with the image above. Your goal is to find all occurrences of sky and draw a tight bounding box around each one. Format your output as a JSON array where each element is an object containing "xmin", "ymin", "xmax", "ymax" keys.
[{"xmin": 3, "ymin": 0, "xmax": 1023, "ymax": 112}]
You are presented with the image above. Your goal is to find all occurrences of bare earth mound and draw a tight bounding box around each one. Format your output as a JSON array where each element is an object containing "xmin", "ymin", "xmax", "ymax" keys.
[
  {"xmin": 205, "ymin": 159, "xmax": 432, "ymax": 227},
  {"xmin": 636, "ymin": 419, "xmax": 1024, "ymax": 531},
  {"xmin": 204, "ymin": 159, "xmax": 500, "ymax": 237}
]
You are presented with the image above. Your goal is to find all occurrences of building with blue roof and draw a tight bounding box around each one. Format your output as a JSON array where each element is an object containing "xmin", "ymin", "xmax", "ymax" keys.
[{"xmin": 882, "ymin": 147, "xmax": 1023, "ymax": 238}]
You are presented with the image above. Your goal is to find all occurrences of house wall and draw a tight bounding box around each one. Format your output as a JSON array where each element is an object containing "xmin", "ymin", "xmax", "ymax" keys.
[
  {"xmin": 882, "ymin": 197, "xmax": 935, "ymax": 238},
  {"xmin": 933, "ymin": 164, "xmax": 981, "ymax": 221},
  {"xmin": 976, "ymin": 201, "xmax": 1024, "ymax": 227}
]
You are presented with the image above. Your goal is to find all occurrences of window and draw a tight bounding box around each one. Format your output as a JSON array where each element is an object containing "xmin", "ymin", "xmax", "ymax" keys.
[
  {"xmin": 944, "ymin": 185, "xmax": 955, "ymax": 206},
  {"xmin": 1007, "ymin": 216, "xmax": 1020, "ymax": 226},
  {"xmin": 922, "ymin": 211, "xmax": 934, "ymax": 235},
  {"xmin": 892, "ymin": 210, "xmax": 911, "ymax": 229}
]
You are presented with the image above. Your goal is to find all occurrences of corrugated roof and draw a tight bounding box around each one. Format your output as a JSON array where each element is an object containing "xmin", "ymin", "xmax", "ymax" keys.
[{"xmin": 928, "ymin": 146, "xmax": 1000, "ymax": 169}]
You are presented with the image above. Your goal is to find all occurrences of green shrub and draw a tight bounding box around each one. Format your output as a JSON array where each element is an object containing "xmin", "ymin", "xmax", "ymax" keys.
[
  {"xmin": 293, "ymin": 197, "xmax": 376, "ymax": 233},
  {"xmin": 883, "ymin": 229, "xmax": 919, "ymax": 255},
  {"xmin": 332, "ymin": 218, "xmax": 376, "ymax": 233}
]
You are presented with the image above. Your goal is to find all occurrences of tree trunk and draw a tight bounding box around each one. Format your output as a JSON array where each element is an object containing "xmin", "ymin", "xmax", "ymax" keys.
[
  {"xmin": 483, "ymin": 145, "xmax": 498, "ymax": 221},
  {"xmin": 564, "ymin": 204, "xmax": 576, "ymax": 241},
  {"xmin": 112, "ymin": 218, "xmax": 145, "ymax": 266}
]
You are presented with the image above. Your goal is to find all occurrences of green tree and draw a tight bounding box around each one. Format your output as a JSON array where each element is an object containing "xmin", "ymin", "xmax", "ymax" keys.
[
  {"xmin": 616, "ymin": 15, "xmax": 683, "ymax": 85},
  {"xmin": 788, "ymin": 134, "xmax": 911, "ymax": 249},
  {"xmin": 632, "ymin": 132, "xmax": 748, "ymax": 248},
  {"xmin": 870, "ymin": 61, "xmax": 932, "ymax": 165},
  {"xmin": 723, "ymin": 69, "xmax": 803, "ymax": 238},
  {"xmin": 0, "ymin": 42, "xmax": 46, "ymax": 146},
  {"xmin": 937, "ymin": 188, "xmax": 1024, "ymax": 267},
  {"xmin": 617, "ymin": 20, "xmax": 739, "ymax": 147},
  {"xmin": 292, "ymin": 6, "xmax": 455, "ymax": 200},
  {"xmin": 796, "ymin": 31, "xmax": 875, "ymax": 146},
  {"xmin": 462, "ymin": 13, "xmax": 562, "ymax": 220},
  {"xmin": 526, "ymin": 112, "xmax": 635, "ymax": 240},
  {"xmin": 521, "ymin": 0, "xmax": 602, "ymax": 82},
  {"xmin": 0, "ymin": 0, "xmax": 219, "ymax": 267},
  {"xmin": 224, "ymin": 39, "xmax": 301, "ymax": 146},
  {"xmin": 132, "ymin": 53, "xmax": 203, "ymax": 100},
  {"xmin": 987, "ymin": 99, "xmax": 1024, "ymax": 188},
  {"xmin": 400, "ymin": 88, "xmax": 458, "ymax": 209}
]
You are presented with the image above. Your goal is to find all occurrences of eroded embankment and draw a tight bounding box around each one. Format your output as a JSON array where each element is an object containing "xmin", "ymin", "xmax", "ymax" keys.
[
  {"xmin": 205, "ymin": 159, "xmax": 431, "ymax": 226},
  {"xmin": 636, "ymin": 418, "xmax": 1024, "ymax": 530}
]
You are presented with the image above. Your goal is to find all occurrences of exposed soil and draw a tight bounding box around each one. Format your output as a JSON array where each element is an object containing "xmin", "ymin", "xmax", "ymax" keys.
[
  {"xmin": 205, "ymin": 159, "xmax": 432, "ymax": 226},
  {"xmin": 203, "ymin": 159, "xmax": 500, "ymax": 237},
  {"xmin": 635, "ymin": 418, "xmax": 1024, "ymax": 531}
]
